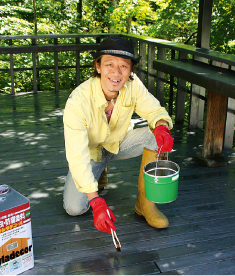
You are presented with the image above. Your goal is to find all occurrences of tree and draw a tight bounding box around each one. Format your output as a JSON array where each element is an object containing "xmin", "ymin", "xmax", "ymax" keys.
[
  {"xmin": 111, "ymin": 0, "xmax": 157, "ymax": 34},
  {"xmin": 147, "ymin": 0, "xmax": 199, "ymax": 44},
  {"xmin": 211, "ymin": 0, "xmax": 235, "ymax": 54}
]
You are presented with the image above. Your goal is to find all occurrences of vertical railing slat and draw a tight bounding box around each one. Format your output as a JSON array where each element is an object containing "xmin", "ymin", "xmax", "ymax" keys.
[
  {"xmin": 189, "ymin": 55, "xmax": 207, "ymax": 129},
  {"xmin": 175, "ymin": 52, "xmax": 188, "ymax": 124},
  {"xmin": 147, "ymin": 44, "xmax": 155, "ymax": 95},
  {"xmin": 54, "ymin": 38, "xmax": 59, "ymax": 93},
  {"xmin": 76, "ymin": 37, "xmax": 81, "ymax": 86},
  {"xmin": 9, "ymin": 39, "xmax": 15, "ymax": 95},
  {"xmin": 224, "ymin": 97, "xmax": 235, "ymax": 148},
  {"xmin": 169, "ymin": 50, "xmax": 175, "ymax": 116},
  {"xmin": 32, "ymin": 38, "xmax": 37, "ymax": 94},
  {"xmin": 156, "ymin": 47, "xmax": 166, "ymax": 106},
  {"xmin": 138, "ymin": 41, "xmax": 146, "ymax": 84}
]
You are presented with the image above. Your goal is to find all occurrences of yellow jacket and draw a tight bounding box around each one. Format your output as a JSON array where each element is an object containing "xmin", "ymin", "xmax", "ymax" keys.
[{"xmin": 63, "ymin": 74, "xmax": 173, "ymax": 193}]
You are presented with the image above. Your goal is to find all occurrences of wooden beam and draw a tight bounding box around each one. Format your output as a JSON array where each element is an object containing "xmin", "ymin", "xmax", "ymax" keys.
[
  {"xmin": 152, "ymin": 59, "xmax": 235, "ymax": 99},
  {"xmin": 196, "ymin": 0, "xmax": 213, "ymax": 49}
]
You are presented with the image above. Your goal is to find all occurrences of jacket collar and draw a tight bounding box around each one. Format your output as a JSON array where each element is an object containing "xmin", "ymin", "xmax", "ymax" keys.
[{"xmin": 92, "ymin": 77, "xmax": 106, "ymax": 107}]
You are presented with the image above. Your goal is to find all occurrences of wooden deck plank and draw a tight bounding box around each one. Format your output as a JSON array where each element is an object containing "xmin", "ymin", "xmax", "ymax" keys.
[
  {"xmin": 1, "ymin": 91, "xmax": 235, "ymax": 275},
  {"xmin": 158, "ymin": 246, "xmax": 235, "ymax": 274}
]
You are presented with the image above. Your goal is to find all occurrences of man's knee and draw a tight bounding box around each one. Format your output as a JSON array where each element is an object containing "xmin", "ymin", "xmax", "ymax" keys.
[{"xmin": 63, "ymin": 201, "xmax": 90, "ymax": 216}]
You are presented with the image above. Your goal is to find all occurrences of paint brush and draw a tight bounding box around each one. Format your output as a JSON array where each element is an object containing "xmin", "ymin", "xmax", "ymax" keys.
[{"xmin": 106, "ymin": 210, "xmax": 121, "ymax": 253}]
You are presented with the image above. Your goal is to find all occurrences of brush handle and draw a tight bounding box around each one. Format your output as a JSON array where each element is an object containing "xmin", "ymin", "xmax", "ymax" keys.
[{"xmin": 107, "ymin": 209, "xmax": 121, "ymax": 249}]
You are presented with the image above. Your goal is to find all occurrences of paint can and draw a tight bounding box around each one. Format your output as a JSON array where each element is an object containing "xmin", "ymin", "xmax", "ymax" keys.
[
  {"xmin": 143, "ymin": 160, "xmax": 180, "ymax": 203},
  {"xmin": 0, "ymin": 185, "xmax": 34, "ymax": 275}
]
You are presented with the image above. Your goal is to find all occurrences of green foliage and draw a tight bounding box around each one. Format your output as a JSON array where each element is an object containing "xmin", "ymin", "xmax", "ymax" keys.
[
  {"xmin": 0, "ymin": 0, "xmax": 234, "ymax": 96},
  {"xmin": 111, "ymin": 0, "xmax": 156, "ymax": 34},
  {"xmin": 211, "ymin": 0, "xmax": 235, "ymax": 54},
  {"xmin": 0, "ymin": 16, "xmax": 34, "ymax": 35},
  {"xmin": 0, "ymin": 5, "xmax": 34, "ymax": 21},
  {"xmin": 147, "ymin": 0, "xmax": 199, "ymax": 43},
  {"xmin": 83, "ymin": 0, "xmax": 113, "ymax": 33}
]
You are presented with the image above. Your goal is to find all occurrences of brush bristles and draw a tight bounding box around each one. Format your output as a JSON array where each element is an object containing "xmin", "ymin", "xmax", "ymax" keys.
[{"xmin": 116, "ymin": 246, "xmax": 121, "ymax": 253}]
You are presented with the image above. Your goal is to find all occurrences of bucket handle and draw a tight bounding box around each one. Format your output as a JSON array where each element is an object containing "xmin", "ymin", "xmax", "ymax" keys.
[{"xmin": 155, "ymin": 146, "xmax": 169, "ymax": 177}]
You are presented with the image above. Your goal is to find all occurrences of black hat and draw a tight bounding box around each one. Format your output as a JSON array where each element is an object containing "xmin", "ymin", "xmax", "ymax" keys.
[{"xmin": 90, "ymin": 37, "xmax": 141, "ymax": 64}]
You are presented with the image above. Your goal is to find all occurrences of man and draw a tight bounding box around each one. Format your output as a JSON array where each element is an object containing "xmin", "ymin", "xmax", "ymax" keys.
[{"xmin": 63, "ymin": 37, "xmax": 173, "ymax": 234}]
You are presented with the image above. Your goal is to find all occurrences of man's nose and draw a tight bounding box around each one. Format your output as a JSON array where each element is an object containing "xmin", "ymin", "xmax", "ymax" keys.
[{"xmin": 113, "ymin": 65, "xmax": 121, "ymax": 75}]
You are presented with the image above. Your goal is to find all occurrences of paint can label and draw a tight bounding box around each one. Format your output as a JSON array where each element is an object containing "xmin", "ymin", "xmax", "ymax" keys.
[{"xmin": 0, "ymin": 186, "xmax": 34, "ymax": 275}]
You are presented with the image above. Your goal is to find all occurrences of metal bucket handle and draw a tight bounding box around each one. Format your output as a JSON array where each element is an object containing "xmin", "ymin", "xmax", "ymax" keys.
[{"xmin": 155, "ymin": 146, "xmax": 168, "ymax": 176}]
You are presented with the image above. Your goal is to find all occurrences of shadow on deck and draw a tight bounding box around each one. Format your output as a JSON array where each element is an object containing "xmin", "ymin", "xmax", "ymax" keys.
[{"xmin": 0, "ymin": 91, "xmax": 235, "ymax": 275}]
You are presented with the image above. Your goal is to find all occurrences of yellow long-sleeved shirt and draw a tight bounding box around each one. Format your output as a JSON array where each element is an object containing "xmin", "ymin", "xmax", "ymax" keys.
[{"xmin": 63, "ymin": 74, "xmax": 173, "ymax": 193}]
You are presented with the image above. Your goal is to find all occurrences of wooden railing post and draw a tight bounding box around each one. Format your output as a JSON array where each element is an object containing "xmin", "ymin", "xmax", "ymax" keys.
[
  {"xmin": 131, "ymin": 39, "xmax": 138, "ymax": 60},
  {"xmin": 76, "ymin": 37, "xmax": 81, "ymax": 86},
  {"xmin": 224, "ymin": 97, "xmax": 235, "ymax": 148},
  {"xmin": 9, "ymin": 39, "xmax": 15, "ymax": 95},
  {"xmin": 156, "ymin": 47, "xmax": 166, "ymax": 106},
  {"xmin": 169, "ymin": 50, "xmax": 175, "ymax": 116},
  {"xmin": 189, "ymin": 56, "xmax": 207, "ymax": 129},
  {"xmin": 202, "ymin": 90, "xmax": 228, "ymax": 159},
  {"xmin": 222, "ymin": 63, "xmax": 235, "ymax": 149},
  {"xmin": 138, "ymin": 41, "xmax": 146, "ymax": 84},
  {"xmin": 175, "ymin": 52, "xmax": 187, "ymax": 124},
  {"xmin": 32, "ymin": 38, "xmax": 37, "ymax": 94},
  {"xmin": 147, "ymin": 44, "xmax": 155, "ymax": 95},
  {"xmin": 54, "ymin": 38, "xmax": 59, "ymax": 93}
]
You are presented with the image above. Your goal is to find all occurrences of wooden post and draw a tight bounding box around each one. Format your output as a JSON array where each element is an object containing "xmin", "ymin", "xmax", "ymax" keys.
[
  {"xmin": 147, "ymin": 44, "xmax": 155, "ymax": 95},
  {"xmin": 175, "ymin": 52, "xmax": 187, "ymax": 124},
  {"xmin": 169, "ymin": 50, "xmax": 175, "ymax": 116},
  {"xmin": 54, "ymin": 38, "xmax": 59, "ymax": 93},
  {"xmin": 132, "ymin": 39, "xmax": 138, "ymax": 60},
  {"xmin": 76, "ymin": 38, "xmax": 81, "ymax": 86},
  {"xmin": 202, "ymin": 90, "xmax": 228, "ymax": 158},
  {"xmin": 189, "ymin": 56, "xmax": 207, "ymax": 129},
  {"xmin": 32, "ymin": 38, "xmax": 37, "ymax": 94},
  {"xmin": 189, "ymin": 0, "xmax": 213, "ymax": 128},
  {"xmin": 138, "ymin": 41, "xmax": 146, "ymax": 84},
  {"xmin": 9, "ymin": 39, "xmax": 15, "ymax": 95},
  {"xmin": 224, "ymin": 97, "xmax": 235, "ymax": 149},
  {"xmin": 156, "ymin": 47, "xmax": 166, "ymax": 106},
  {"xmin": 196, "ymin": 0, "xmax": 213, "ymax": 49}
]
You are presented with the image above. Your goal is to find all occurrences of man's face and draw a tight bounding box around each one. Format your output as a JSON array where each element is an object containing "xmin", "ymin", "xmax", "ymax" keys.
[{"xmin": 96, "ymin": 55, "xmax": 132, "ymax": 98}]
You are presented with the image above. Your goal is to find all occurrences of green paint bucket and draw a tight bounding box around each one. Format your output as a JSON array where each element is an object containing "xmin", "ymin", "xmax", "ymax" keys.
[{"xmin": 143, "ymin": 160, "xmax": 180, "ymax": 203}]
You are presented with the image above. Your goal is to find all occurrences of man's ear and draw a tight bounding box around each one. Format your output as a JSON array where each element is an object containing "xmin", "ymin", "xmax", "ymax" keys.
[{"xmin": 96, "ymin": 61, "xmax": 101, "ymax": 74}]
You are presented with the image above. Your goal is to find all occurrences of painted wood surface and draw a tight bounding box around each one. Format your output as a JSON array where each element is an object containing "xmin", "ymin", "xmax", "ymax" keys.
[{"xmin": 0, "ymin": 91, "xmax": 235, "ymax": 275}]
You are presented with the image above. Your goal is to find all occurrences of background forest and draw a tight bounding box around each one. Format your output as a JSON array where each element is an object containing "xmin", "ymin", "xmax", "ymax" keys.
[{"xmin": 0, "ymin": 0, "xmax": 235, "ymax": 94}]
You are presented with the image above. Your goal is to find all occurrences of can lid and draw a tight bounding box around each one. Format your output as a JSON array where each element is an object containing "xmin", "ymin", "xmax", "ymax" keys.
[{"xmin": 0, "ymin": 185, "xmax": 10, "ymax": 195}]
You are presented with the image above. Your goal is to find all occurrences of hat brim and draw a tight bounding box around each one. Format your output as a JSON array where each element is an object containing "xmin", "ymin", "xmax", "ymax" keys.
[{"xmin": 90, "ymin": 51, "xmax": 141, "ymax": 64}]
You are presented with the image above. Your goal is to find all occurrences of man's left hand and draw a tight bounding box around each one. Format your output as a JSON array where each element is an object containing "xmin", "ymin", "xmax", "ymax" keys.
[{"xmin": 154, "ymin": 125, "xmax": 173, "ymax": 153}]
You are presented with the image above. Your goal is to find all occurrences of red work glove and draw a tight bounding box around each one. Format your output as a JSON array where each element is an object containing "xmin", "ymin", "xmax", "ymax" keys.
[
  {"xmin": 90, "ymin": 197, "xmax": 116, "ymax": 234},
  {"xmin": 154, "ymin": 125, "xmax": 173, "ymax": 153}
]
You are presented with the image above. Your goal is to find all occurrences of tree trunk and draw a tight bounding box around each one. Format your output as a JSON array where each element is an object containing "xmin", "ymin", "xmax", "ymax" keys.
[
  {"xmin": 33, "ymin": 0, "xmax": 37, "ymax": 35},
  {"xmin": 126, "ymin": 16, "xmax": 132, "ymax": 33},
  {"xmin": 108, "ymin": 0, "xmax": 118, "ymax": 33}
]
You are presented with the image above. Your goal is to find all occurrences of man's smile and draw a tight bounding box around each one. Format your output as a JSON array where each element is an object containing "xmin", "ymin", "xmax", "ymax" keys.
[{"xmin": 109, "ymin": 78, "xmax": 121, "ymax": 83}]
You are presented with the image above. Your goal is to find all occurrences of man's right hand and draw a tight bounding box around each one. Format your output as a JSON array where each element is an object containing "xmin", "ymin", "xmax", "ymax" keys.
[{"xmin": 90, "ymin": 197, "xmax": 116, "ymax": 233}]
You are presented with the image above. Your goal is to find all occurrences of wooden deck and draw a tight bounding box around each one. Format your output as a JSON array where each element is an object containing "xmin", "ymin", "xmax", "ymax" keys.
[{"xmin": 1, "ymin": 90, "xmax": 235, "ymax": 275}]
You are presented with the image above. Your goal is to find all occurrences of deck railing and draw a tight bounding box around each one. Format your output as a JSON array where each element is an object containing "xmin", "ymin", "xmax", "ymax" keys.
[{"xmin": 0, "ymin": 33, "xmax": 235, "ymax": 153}]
